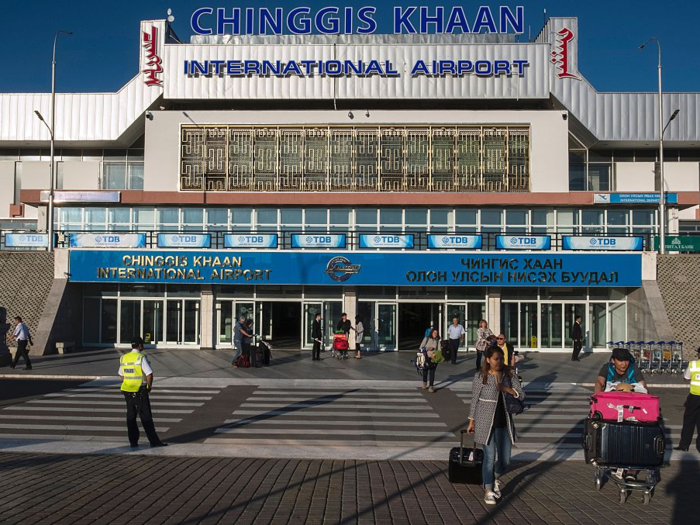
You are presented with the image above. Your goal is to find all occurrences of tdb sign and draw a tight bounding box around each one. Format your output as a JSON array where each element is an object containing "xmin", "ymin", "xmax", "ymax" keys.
[
  {"xmin": 225, "ymin": 234, "xmax": 278, "ymax": 248},
  {"xmin": 562, "ymin": 236, "xmax": 644, "ymax": 251},
  {"xmin": 428, "ymin": 235, "xmax": 482, "ymax": 250},
  {"xmin": 157, "ymin": 234, "xmax": 211, "ymax": 248},
  {"xmin": 360, "ymin": 234, "xmax": 414, "ymax": 249},
  {"xmin": 496, "ymin": 236, "xmax": 551, "ymax": 250},
  {"xmin": 5, "ymin": 233, "xmax": 48, "ymax": 248},
  {"xmin": 292, "ymin": 234, "xmax": 346, "ymax": 249},
  {"xmin": 69, "ymin": 234, "xmax": 146, "ymax": 248}
]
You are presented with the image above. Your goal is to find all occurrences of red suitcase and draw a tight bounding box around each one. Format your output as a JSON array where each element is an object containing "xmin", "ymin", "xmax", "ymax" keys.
[{"xmin": 589, "ymin": 392, "xmax": 660, "ymax": 423}]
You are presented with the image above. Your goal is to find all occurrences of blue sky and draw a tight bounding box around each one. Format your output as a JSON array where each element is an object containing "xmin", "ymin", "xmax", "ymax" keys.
[{"xmin": 0, "ymin": 1, "xmax": 698, "ymax": 93}]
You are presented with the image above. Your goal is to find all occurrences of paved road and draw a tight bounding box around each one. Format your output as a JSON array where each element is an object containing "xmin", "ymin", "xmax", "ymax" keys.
[
  {"xmin": 0, "ymin": 453, "xmax": 696, "ymax": 524},
  {"xmin": 0, "ymin": 378, "xmax": 695, "ymax": 461}
]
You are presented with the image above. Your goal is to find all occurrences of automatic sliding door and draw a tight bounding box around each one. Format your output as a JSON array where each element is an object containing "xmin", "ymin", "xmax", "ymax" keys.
[
  {"xmin": 377, "ymin": 303, "xmax": 397, "ymax": 350},
  {"xmin": 519, "ymin": 303, "xmax": 538, "ymax": 349},
  {"xmin": 565, "ymin": 303, "xmax": 587, "ymax": 350},
  {"xmin": 166, "ymin": 300, "xmax": 182, "ymax": 344},
  {"xmin": 184, "ymin": 300, "xmax": 200, "ymax": 344},
  {"xmin": 303, "ymin": 302, "xmax": 323, "ymax": 348},
  {"xmin": 466, "ymin": 303, "xmax": 486, "ymax": 349},
  {"xmin": 119, "ymin": 300, "xmax": 141, "ymax": 345},
  {"xmin": 540, "ymin": 304, "xmax": 563, "ymax": 348},
  {"xmin": 143, "ymin": 300, "xmax": 163, "ymax": 345},
  {"xmin": 446, "ymin": 304, "xmax": 466, "ymax": 349}
]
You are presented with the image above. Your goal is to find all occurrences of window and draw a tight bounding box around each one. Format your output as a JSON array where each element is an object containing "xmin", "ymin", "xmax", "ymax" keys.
[
  {"xmin": 480, "ymin": 209, "xmax": 502, "ymax": 232},
  {"xmin": 569, "ymin": 152, "xmax": 586, "ymax": 191},
  {"xmin": 588, "ymin": 164, "xmax": 611, "ymax": 191},
  {"xmin": 505, "ymin": 210, "xmax": 528, "ymax": 233},
  {"xmin": 581, "ymin": 210, "xmax": 604, "ymax": 234},
  {"xmin": 531, "ymin": 209, "xmax": 554, "ymax": 234},
  {"xmin": 607, "ymin": 210, "xmax": 629, "ymax": 235},
  {"xmin": 102, "ymin": 161, "xmax": 144, "ymax": 190}
]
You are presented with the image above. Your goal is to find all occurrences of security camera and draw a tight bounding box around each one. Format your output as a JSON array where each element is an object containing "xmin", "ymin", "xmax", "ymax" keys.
[
  {"xmin": 562, "ymin": 113, "xmax": 568, "ymax": 121},
  {"xmin": 365, "ymin": 110, "xmax": 370, "ymax": 118},
  {"xmin": 159, "ymin": 105, "xmax": 166, "ymax": 111},
  {"xmin": 348, "ymin": 111, "xmax": 354, "ymax": 119},
  {"xmin": 145, "ymin": 111, "xmax": 153, "ymax": 121}
]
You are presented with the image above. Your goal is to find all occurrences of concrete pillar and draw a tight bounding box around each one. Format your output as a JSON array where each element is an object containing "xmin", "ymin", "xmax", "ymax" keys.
[
  {"xmin": 487, "ymin": 288, "xmax": 502, "ymax": 334},
  {"xmin": 200, "ymin": 285, "xmax": 215, "ymax": 350},
  {"xmin": 343, "ymin": 288, "xmax": 357, "ymax": 348}
]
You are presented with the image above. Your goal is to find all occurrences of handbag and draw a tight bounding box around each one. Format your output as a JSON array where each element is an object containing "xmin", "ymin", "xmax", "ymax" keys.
[
  {"xmin": 431, "ymin": 347, "xmax": 446, "ymax": 364},
  {"xmin": 503, "ymin": 376, "xmax": 525, "ymax": 415}
]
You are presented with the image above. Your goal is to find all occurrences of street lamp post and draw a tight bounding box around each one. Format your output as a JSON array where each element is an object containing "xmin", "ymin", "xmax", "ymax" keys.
[
  {"xmin": 34, "ymin": 30, "xmax": 72, "ymax": 252},
  {"xmin": 639, "ymin": 37, "xmax": 673, "ymax": 254}
]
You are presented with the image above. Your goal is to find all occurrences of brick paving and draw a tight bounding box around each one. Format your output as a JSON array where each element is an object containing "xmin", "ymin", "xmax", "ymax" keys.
[{"xmin": 0, "ymin": 453, "xmax": 696, "ymax": 524}]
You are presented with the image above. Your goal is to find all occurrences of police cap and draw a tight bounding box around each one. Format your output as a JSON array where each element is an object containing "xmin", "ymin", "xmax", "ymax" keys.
[{"xmin": 131, "ymin": 337, "xmax": 144, "ymax": 348}]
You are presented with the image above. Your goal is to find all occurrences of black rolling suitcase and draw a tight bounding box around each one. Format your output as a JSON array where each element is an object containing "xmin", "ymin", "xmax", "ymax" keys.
[
  {"xmin": 254, "ymin": 343, "xmax": 264, "ymax": 368},
  {"xmin": 583, "ymin": 418, "xmax": 665, "ymax": 467},
  {"xmin": 448, "ymin": 430, "xmax": 483, "ymax": 484}
]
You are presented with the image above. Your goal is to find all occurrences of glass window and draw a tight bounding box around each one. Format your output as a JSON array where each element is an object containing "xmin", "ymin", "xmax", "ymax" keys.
[
  {"xmin": 134, "ymin": 208, "xmax": 155, "ymax": 225},
  {"xmin": 635, "ymin": 150, "xmax": 657, "ymax": 162},
  {"xmin": 506, "ymin": 210, "xmax": 528, "ymax": 226},
  {"xmin": 256, "ymin": 209, "xmax": 277, "ymax": 225},
  {"xmin": 207, "ymin": 209, "xmax": 228, "ymax": 225},
  {"xmin": 532, "ymin": 209, "xmax": 554, "ymax": 225},
  {"xmin": 405, "ymin": 209, "xmax": 428, "ymax": 225},
  {"xmin": 60, "ymin": 208, "xmax": 82, "ymax": 223},
  {"xmin": 588, "ymin": 150, "xmax": 613, "ymax": 162},
  {"xmin": 356, "ymin": 209, "xmax": 378, "ymax": 225},
  {"xmin": 158, "ymin": 209, "xmax": 179, "ymax": 224},
  {"xmin": 430, "ymin": 209, "xmax": 451, "ymax": 225},
  {"xmin": 582, "ymin": 210, "xmax": 603, "ymax": 226},
  {"xmin": 128, "ymin": 163, "xmax": 144, "ymax": 190},
  {"xmin": 456, "ymin": 209, "xmax": 477, "ymax": 225},
  {"xmin": 232, "ymin": 208, "xmax": 252, "ymax": 225},
  {"xmin": 103, "ymin": 163, "xmax": 127, "ymax": 189},
  {"xmin": 633, "ymin": 210, "xmax": 655, "ymax": 225},
  {"xmin": 569, "ymin": 151, "xmax": 586, "ymax": 191},
  {"xmin": 305, "ymin": 209, "xmax": 327, "ymax": 225},
  {"xmin": 330, "ymin": 209, "xmax": 350, "ymax": 225},
  {"xmin": 85, "ymin": 208, "xmax": 106, "ymax": 224},
  {"xmin": 607, "ymin": 210, "xmax": 629, "ymax": 226},
  {"xmin": 281, "ymin": 208, "xmax": 302, "ymax": 225},
  {"xmin": 588, "ymin": 164, "xmax": 611, "ymax": 191},
  {"xmin": 183, "ymin": 208, "xmax": 204, "ymax": 224},
  {"xmin": 109, "ymin": 208, "xmax": 131, "ymax": 224},
  {"xmin": 380, "ymin": 209, "xmax": 402, "ymax": 226},
  {"xmin": 480, "ymin": 209, "xmax": 502, "ymax": 226}
]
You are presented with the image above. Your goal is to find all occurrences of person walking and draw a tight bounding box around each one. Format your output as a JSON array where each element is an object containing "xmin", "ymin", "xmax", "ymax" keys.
[
  {"xmin": 467, "ymin": 346, "xmax": 525, "ymax": 505},
  {"xmin": 492, "ymin": 334, "xmax": 515, "ymax": 367},
  {"xmin": 232, "ymin": 315, "xmax": 252, "ymax": 368},
  {"xmin": 475, "ymin": 319, "xmax": 494, "ymax": 371},
  {"xmin": 354, "ymin": 316, "xmax": 364, "ymax": 359},
  {"xmin": 571, "ymin": 315, "xmax": 583, "ymax": 361},
  {"xmin": 10, "ymin": 316, "xmax": 32, "ymax": 370},
  {"xmin": 336, "ymin": 313, "xmax": 352, "ymax": 359},
  {"xmin": 675, "ymin": 346, "xmax": 700, "ymax": 452},
  {"xmin": 420, "ymin": 328, "xmax": 441, "ymax": 393},
  {"xmin": 242, "ymin": 319, "xmax": 255, "ymax": 359},
  {"xmin": 118, "ymin": 337, "xmax": 167, "ymax": 448},
  {"xmin": 447, "ymin": 317, "xmax": 465, "ymax": 364},
  {"xmin": 312, "ymin": 312, "xmax": 323, "ymax": 361}
]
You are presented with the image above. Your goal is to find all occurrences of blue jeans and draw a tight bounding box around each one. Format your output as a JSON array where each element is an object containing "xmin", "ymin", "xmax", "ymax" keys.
[
  {"xmin": 481, "ymin": 426, "xmax": 512, "ymax": 490},
  {"xmin": 232, "ymin": 340, "xmax": 243, "ymax": 363}
]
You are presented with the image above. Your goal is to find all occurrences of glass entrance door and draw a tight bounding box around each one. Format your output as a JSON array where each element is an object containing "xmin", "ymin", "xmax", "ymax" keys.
[
  {"xmin": 377, "ymin": 303, "xmax": 397, "ymax": 350},
  {"xmin": 303, "ymin": 302, "xmax": 323, "ymax": 348},
  {"xmin": 143, "ymin": 300, "xmax": 163, "ymax": 345},
  {"xmin": 565, "ymin": 303, "xmax": 587, "ymax": 350},
  {"xmin": 324, "ymin": 301, "xmax": 342, "ymax": 345},
  {"xmin": 119, "ymin": 300, "xmax": 141, "ymax": 345},
  {"xmin": 165, "ymin": 299, "xmax": 200, "ymax": 345},
  {"xmin": 540, "ymin": 303, "xmax": 563, "ymax": 348},
  {"xmin": 446, "ymin": 304, "xmax": 466, "ymax": 350}
]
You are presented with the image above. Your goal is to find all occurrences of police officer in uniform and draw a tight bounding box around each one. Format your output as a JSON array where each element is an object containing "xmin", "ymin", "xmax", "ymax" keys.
[
  {"xmin": 675, "ymin": 346, "xmax": 700, "ymax": 452},
  {"xmin": 118, "ymin": 337, "xmax": 167, "ymax": 448}
]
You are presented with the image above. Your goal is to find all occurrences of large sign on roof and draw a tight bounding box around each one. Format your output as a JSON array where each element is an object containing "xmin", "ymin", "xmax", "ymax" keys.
[{"xmin": 191, "ymin": 6, "xmax": 525, "ymax": 36}]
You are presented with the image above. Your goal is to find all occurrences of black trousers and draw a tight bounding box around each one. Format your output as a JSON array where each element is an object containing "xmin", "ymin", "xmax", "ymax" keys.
[
  {"xmin": 679, "ymin": 394, "xmax": 700, "ymax": 450},
  {"xmin": 312, "ymin": 341, "xmax": 321, "ymax": 360},
  {"xmin": 12, "ymin": 340, "xmax": 31, "ymax": 368},
  {"xmin": 123, "ymin": 388, "xmax": 161, "ymax": 446},
  {"xmin": 449, "ymin": 338, "xmax": 460, "ymax": 364},
  {"xmin": 422, "ymin": 365, "xmax": 437, "ymax": 386},
  {"xmin": 571, "ymin": 339, "xmax": 582, "ymax": 360},
  {"xmin": 476, "ymin": 351, "xmax": 484, "ymax": 370}
]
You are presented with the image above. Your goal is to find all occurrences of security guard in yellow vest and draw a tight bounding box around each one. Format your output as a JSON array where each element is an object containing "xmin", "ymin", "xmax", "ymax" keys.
[
  {"xmin": 118, "ymin": 337, "xmax": 167, "ymax": 448},
  {"xmin": 675, "ymin": 347, "xmax": 700, "ymax": 452}
]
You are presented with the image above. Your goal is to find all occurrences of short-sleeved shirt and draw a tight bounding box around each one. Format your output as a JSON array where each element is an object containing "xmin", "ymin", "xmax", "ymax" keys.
[
  {"xmin": 598, "ymin": 363, "xmax": 645, "ymax": 384},
  {"xmin": 117, "ymin": 351, "xmax": 153, "ymax": 385},
  {"xmin": 447, "ymin": 324, "xmax": 465, "ymax": 340},
  {"xmin": 233, "ymin": 321, "xmax": 244, "ymax": 343},
  {"xmin": 13, "ymin": 323, "xmax": 29, "ymax": 341}
]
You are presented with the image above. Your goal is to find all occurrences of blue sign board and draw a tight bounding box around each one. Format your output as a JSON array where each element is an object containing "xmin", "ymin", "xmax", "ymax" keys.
[
  {"xmin": 496, "ymin": 236, "xmax": 551, "ymax": 250},
  {"xmin": 562, "ymin": 236, "xmax": 644, "ymax": 251},
  {"xmin": 292, "ymin": 234, "xmax": 346, "ymax": 249},
  {"xmin": 360, "ymin": 234, "xmax": 414, "ymax": 249},
  {"xmin": 594, "ymin": 193, "xmax": 678, "ymax": 205},
  {"xmin": 225, "ymin": 234, "xmax": 278, "ymax": 248},
  {"xmin": 69, "ymin": 251, "xmax": 642, "ymax": 288},
  {"xmin": 5, "ymin": 233, "xmax": 48, "ymax": 248},
  {"xmin": 69, "ymin": 234, "xmax": 146, "ymax": 248},
  {"xmin": 428, "ymin": 235, "xmax": 482, "ymax": 249},
  {"xmin": 157, "ymin": 234, "xmax": 211, "ymax": 249}
]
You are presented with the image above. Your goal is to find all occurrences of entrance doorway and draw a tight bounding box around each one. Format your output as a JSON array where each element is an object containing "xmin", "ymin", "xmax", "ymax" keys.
[
  {"xmin": 260, "ymin": 302, "xmax": 302, "ymax": 349},
  {"xmin": 398, "ymin": 303, "xmax": 441, "ymax": 350}
]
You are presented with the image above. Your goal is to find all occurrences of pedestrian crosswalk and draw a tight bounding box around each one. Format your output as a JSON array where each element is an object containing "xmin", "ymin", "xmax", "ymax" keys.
[
  {"xmin": 0, "ymin": 382, "xmax": 223, "ymax": 443},
  {"xmin": 207, "ymin": 385, "xmax": 451, "ymax": 448}
]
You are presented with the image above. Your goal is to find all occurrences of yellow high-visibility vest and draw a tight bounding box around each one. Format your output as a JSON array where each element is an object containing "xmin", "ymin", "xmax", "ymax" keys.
[
  {"xmin": 120, "ymin": 352, "xmax": 145, "ymax": 393},
  {"xmin": 690, "ymin": 360, "xmax": 700, "ymax": 396}
]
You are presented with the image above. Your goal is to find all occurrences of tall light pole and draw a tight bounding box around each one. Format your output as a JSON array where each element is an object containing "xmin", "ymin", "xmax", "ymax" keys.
[
  {"xmin": 639, "ymin": 37, "xmax": 667, "ymax": 253},
  {"xmin": 34, "ymin": 30, "xmax": 72, "ymax": 252}
]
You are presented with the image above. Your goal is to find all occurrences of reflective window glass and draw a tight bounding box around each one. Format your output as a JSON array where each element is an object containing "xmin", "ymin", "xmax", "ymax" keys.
[
  {"xmin": 330, "ymin": 209, "xmax": 350, "ymax": 225},
  {"xmin": 532, "ymin": 209, "xmax": 554, "ymax": 225},
  {"xmin": 305, "ymin": 209, "xmax": 327, "ymax": 225},
  {"xmin": 480, "ymin": 209, "xmax": 502, "ymax": 226},
  {"xmin": 582, "ymin": 210, "xmax": 604, "ymax": 225},
  {"xmin": 232, "ymin": 208, "xmax": 252, "ymax": 224},
  {"xmin": 430, "ymin": 209, "xmax": 451, "ymax": 225},
  {"xmin": 109, "ymin": 208, "xmax": 131, "ymax": 224},
  {"xmin": 158, "ymin": 209, "xmax": 179, "ymax": 224},
  {"xmin": 456, "ymin": 209, "xmax": 477, "ymax": 225},
  {"xmin": 633, "ymin": 210, "xmax": 655, "ymax": 225},
  {"xmin": 207, "ymin": 209, "xmax": 228, "ymax": 225},
  {"xmin": 183, "ymin": 208, "xmax": 204, "ymax": 224},
  {"xmin": 380, "ymin": 209, "xmax": 402, "ymax": 225},
  {"xmin": 356, "ymin": 209, "xmax": 378, "ymax": 224},
  {"xmin": 405, "ymin": 209, "xmax": 427, "ymax": 224},
  {"xmin": 607, "ymin": 210, "xmax": 629, "ymax": 226},
  {"xmin": 256, "ymin": 209, "xmax": 277, "ymax": 224},
  {"xmin": 134, "ymin": 209, "xmax": 155, "ymax": 225},
  {"xmin": 506, "ymin": 210, "xmax": 528, "ymax": 226},
  {"xmin": 281, "ymin": 208, "xmax": 302, "ymax": 225},
  {"xmin": 85, "ymin": 208, "xmax": 106, "ymax": 224}
]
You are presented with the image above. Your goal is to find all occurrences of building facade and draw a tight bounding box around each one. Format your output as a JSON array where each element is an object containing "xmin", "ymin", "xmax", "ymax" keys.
[{"xmin": 1, "ymin": 14, "xmax": 699, "ymax": 352}]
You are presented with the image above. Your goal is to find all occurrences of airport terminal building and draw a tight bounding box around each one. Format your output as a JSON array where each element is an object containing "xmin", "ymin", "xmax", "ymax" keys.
[{"xmin": 1, "ymin": 11, "xmax": 699, "ymax": 353}]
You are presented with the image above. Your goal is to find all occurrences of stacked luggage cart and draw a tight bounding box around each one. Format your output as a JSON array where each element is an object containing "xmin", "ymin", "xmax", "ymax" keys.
[
  {"xmin": 583, "ymin": 391, "xmax": 666, "ymax": 505},
  {"xmin": 606, "ymin": 340, "xmax": 687, "ymax": 374}
]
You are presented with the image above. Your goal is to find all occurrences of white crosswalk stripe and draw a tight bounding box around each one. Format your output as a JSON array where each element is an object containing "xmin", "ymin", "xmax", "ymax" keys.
[{"xmin": 0, "ymin": 380, "xmax": 224, "ymax": 443}]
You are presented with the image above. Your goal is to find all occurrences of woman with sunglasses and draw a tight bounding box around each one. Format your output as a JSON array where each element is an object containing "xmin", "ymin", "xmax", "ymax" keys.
[{"xmin": 467, "ymin": 345, "xmax": 525, "ymax": 505}]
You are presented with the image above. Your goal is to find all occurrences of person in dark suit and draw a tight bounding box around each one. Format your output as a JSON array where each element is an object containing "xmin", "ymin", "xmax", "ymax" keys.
[
  {"xmin": 571, "ymin": 315, "xmax": 583, "ymax": 361},
  {"xmin": 312, "ymin": 312, "xmax": 323, "ymax": 361}
]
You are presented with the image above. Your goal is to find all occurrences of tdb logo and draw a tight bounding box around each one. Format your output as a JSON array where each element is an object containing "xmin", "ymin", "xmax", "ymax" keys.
[
  {"xmin": 172, "ymin": 235, "xmax": 197, "ymax": 243},
  {"xmin": 590, "ymin": 238, "xmax": 617, "ymax": 247},
  {"xmin": 309, "ymin": 236, "xmax": 332, "ymax": 244},
  {"xmin": 96, "ymin": 235, "xmax": 120, "ymax": 243},
  {"xmin": 377, "ymin": 236, "xmax": 400, "ymax": 244},
  {"xmin": 243, "ymin": 236, "xmax": 264, "ymax": 244},
  {"xmin": 443, "ymin": 236, "xmax": 471, "ymax": 245},
  {"xmin": 513, "ymin": 237, "xmax": 537, "ymax": 245},
  {"xmin": 26, "ymin": 235, "xmax": 43, "ymax": 242}
]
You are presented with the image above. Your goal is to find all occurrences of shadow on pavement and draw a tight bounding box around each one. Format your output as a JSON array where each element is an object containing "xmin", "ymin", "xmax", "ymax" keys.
[{"xmin": 665, "ymin": 456, "xmax": 699, "ymax": 524}]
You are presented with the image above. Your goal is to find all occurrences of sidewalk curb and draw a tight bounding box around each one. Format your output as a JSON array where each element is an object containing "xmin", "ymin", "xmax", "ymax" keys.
[
  {"xmin": 573, "ymin": 382, "xmax": 688, "ymax": 389},
  {"xmin": 0, "ymin": 374, "xmax": 104, "ymax": 380}
]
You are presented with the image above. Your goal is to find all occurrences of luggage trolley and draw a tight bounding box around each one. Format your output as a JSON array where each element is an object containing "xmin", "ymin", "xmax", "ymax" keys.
[{"xmin": 593, "ymin": 464, "xmax": 661, "ymax": 505}]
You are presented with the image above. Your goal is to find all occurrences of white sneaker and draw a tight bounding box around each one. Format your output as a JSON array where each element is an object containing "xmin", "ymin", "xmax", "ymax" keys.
[
  {"xmin": 484, "ymin": 491, "xmax": 498, "ymax": 505},
  {"xmin": 493, "ymin": 480, "xmax": 502, "ymax": 499}
]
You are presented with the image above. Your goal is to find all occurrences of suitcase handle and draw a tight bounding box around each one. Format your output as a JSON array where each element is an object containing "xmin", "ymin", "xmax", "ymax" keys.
[
  {"xmin": 459, "ymin": 429, "xmax": 479, "ymax": 464},
  {"xmin": 655, "ymin": 436, "xmax": 665, "ymax": 456}
]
